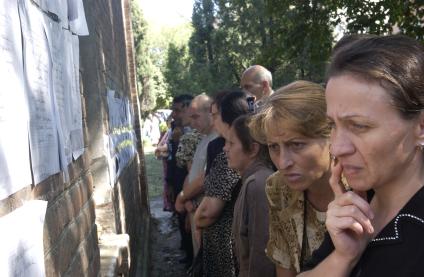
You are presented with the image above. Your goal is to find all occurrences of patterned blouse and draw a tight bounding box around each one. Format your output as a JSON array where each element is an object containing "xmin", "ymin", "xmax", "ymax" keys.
[
  {"xmin": 175, "ymin": 129, "xmax": 203, "ymax": 169},
  {"xmin": 203, "ymin": 151, "xmax": 240, "ymax": 277},
  {"xmin": 266, "ymin": 171, "xmax": 327, "ymax": 273}
]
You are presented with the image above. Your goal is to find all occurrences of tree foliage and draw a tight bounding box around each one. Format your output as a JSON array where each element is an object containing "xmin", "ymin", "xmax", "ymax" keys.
[
  {"xmin": 164, "ymin": 43, "xmax": 193, "ymax": 95},
  {"xmin": 131, "ymin": 0, "xmax": 164, "ymax": 117},
  {"xmin": 131, "ymin": 1, "xmax": 192, "ymax": 116},
  {"xmin": 339, "ymin": 0, "xmax": 424, "ymax": 40},
  {"xmin": 185, "ymin": 0, "xmax": 337, "ymax": 92},
  {"xmin": 132, "ymin": 0, "xmax": 424, "ymax": 110}
]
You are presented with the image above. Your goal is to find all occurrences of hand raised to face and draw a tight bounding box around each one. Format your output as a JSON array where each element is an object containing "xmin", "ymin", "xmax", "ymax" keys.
[{"xmin": 325, "ymin": 158, "xmax": 374, "ymax": 263}]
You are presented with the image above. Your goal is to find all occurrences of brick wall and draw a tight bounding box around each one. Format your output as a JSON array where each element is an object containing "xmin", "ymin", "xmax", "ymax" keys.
[
  {"xmin": 81, "ymin": 0, "xmax": 149, "ymax": 276},
  {"xmin": 0, "ymin": 0, "xmax": 148, "ymax": 276}
]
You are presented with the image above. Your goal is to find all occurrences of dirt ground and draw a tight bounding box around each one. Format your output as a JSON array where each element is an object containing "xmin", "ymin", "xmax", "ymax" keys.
[
  {"xmin": 148, "ymin": 197, "xmax": 188, "ymax": 277},
  {"xmin": 144, "ymin": 145, "xmax": 188, "ymax": 276}
]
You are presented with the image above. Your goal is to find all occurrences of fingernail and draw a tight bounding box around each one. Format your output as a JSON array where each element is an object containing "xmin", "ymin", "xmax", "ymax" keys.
[{"xmin": 365, "ymin": 219, "xmax": 374, "ymax": 233}]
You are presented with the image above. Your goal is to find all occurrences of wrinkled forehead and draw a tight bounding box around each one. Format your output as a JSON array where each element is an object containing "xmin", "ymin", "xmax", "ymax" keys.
[
  {"xmin": 325, "ymin": 74, "xmax": 395, "ymax": 120},
  {"xmin": 264, "ymin": 117, "xmax": 297, "ymax": 139}
]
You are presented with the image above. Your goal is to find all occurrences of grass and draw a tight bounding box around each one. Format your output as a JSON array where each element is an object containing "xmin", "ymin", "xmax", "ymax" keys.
[{"xmin": 143, "ymin": 145, "xmax": 165, "ymax": 199}]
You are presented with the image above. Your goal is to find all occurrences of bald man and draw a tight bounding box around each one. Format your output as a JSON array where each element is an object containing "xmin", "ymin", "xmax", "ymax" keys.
[
  {"xmin": 175, "ymin": 94, "xmax": 218, "ymax": 257},
  {"xmin": 240, "ymin": 65, "xmax": 274, "ymax": 102}
]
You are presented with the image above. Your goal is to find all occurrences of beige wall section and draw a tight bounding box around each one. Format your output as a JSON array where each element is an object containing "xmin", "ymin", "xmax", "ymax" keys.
[{"xmin": 0, "ymin": 0, "xmax": 149, "ymax": 276}]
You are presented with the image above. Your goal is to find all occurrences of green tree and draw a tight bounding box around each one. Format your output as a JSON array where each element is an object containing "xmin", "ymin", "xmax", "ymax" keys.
[
  {"xmin": 189, "ymin": 0, "xmax": 336, "ymax": 88},
  {"xmin": 267, "ymin": 0, "xmax": 337, "ymax": 83},
  {"xmin": 131, "ymin": 1, "xmax": 194, "ymax": 115},
  {"xmin": 162, "ymin": 0, "xmax": 424, "ymax": 101},
  {"xmin": 339, "ymin": 0, "xmax": 424, "ymax": 40},
  {"xmin": 131, "ymin": 0, "xmax": 165, "ymax": 117},
  {"xmin": 164, "ymin": 43, "xmax": 193, "ymax": 95},
  {"xmin": 187, "ymin": 0, "xmax": 240, "ymax": 93}
]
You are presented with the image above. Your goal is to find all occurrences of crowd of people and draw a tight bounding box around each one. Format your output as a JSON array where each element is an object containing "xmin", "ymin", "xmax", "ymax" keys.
[{"xmin": 153, "ymin": 34, "xmax": 424, "ymax": 277}]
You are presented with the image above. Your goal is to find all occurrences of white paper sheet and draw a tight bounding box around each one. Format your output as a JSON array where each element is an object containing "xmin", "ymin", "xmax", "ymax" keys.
[
  {"xmin": 43, "ymin": 15, "xmax": 84, "ymax": 166},
  {"xmin": 69, "ymin": 35, "xmax": 84, "ymax": 159},
  {"xmin": 0, "ymin": 200, "xmax": 48, "ymax": 277},
  {"xmin": 67, "ymin": 0, "xmax": 78, "ymax": 21},
  {"xmin": 44, "ymin": 17, "xmax": 73, "ymax": 167},
  {"xmin": 69, "ymin": 0, "xmax": 89, "ymax": 36},
  {"xmin": 19, "ymin": 0, "xmax": 61, "ymax": 184},
  {"xmin": 31, "ymin": 0, "xmax": 43, "ymax": 7},
  {"xmin": 45, "ymin": 0, "xmax": 68, "ymax": 27},
  {"xmin": 0, "ymin": 0, "xmax": 32, "ymax": 200}
]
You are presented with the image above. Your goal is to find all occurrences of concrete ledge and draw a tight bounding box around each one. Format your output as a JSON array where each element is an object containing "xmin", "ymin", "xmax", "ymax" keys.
[{"xmin": 99, "ymin": 233, "xmax": 130, "ymax": 277}]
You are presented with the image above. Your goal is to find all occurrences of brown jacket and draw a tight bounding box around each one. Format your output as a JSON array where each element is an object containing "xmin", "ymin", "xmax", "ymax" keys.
[{"xmin": 232, "ymin": 161, "xmax": 275, "ymax": 277}]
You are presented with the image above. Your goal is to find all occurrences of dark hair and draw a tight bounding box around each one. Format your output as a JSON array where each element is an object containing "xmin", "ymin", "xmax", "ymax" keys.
[
  {"xmin": 219, "ymin": 90, "xmax": 249, "ymax": 125},
  {"xmin": 328, "ymin": 35, "xmax": 424, "ymax": 119},
  {"xmin": 211, "ymin": 90, "xmax": 231, "ymax": 112},
  {"xmin": 173, "ymin": 94, "xmax": 193, "ymax": 108},
  {"xmin": 332, "ymin": 34, "xmax": 377, "ymax": 55},
  {"xmin": 232, "ymin": 115, "xmax": 271, "ymax": 165}
]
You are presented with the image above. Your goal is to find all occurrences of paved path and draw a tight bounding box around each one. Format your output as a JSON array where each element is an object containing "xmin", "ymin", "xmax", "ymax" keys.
[{"xmin": 148, "ymin": 196, "xmax": 188, "ymax": 277}]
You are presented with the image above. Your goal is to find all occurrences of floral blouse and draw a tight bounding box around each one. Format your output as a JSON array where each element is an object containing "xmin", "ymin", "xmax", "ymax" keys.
[
  {"xmin": 175, "ymin": 129, "xmax": 203, "ymax": 169},
  {"xmin": 266, "ymin": 171, "xmax": 327, "ymax": 273}
]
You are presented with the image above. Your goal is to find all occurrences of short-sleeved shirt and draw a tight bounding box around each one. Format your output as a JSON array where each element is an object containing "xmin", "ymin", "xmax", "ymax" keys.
[
  {"xmin": 266, "ymin": 172, "xmax": 326, "ymax": 273},
  {"xmin": 175, "ymin": 129, "xmax": 202, "ymax": 169},
  {"xmin": 188, "ymin": 131, "xmax": 218, "ymax": 183},
  {"xmin": 303, "ymin": 185, "xmax": 424, "ymax": 277}
]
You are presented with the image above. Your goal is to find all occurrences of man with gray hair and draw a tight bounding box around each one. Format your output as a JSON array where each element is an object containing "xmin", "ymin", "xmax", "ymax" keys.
[{"xmin": 240, "ymin": 65, "xmax": 274, "ymax": 103}]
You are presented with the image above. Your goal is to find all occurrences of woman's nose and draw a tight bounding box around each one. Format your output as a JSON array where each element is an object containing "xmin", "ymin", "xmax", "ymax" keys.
[
  {"xmin": 223, "ymin": 143, "xmax": 229, "ymax": 153},
  {"xmin": 330, "ymin": 129, "xmax": 355, "ymax": 157},
  {"xmin": 276, "ymin": 149, "xmax": 294, "ymax": 170}
]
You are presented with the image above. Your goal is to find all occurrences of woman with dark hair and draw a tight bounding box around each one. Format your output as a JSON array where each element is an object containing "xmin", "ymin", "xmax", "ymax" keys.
[
  {"xmin": 300, "ymin": 35, "xmax": 424, "ymax": 277},
  {"xmin": 194, "ymin": 90, "xmax": 249, "ymax": 277},
  {"xmin": 224, "ymin": 115, "xmax": 275, "ymax": 277}
]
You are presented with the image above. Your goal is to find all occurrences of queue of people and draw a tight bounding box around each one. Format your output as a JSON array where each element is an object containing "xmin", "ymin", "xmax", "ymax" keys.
[{"xmin": 154, "ymin": 34, "xmax": 424, "ymax": 277}]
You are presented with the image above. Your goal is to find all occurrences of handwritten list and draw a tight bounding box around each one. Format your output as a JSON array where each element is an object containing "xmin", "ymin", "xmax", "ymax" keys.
[
  {"xmin": 1, "ymin": 0, "xmax": 86, "ymax": 197},
  {"xmin": 19, "ymin": 0, "xmax": 61, "ymax": 184},
  {"xmin": 0, "ymin": 0, "xmax": 32, "ymax": 200},
  {"xmin": 0, "ymin": 200, "xmax": 48, "ymax": 277}
]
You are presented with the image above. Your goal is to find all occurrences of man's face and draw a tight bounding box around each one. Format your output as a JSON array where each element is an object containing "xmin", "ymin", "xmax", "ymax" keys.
[
  {"xmin": 171, "ymin": 102, "xmax": 184, "ymax": 125},
  {"xmin": 189, "ymin": 104, "xmax": 212, "ymax": 134},
  {"xmin": 240, "ymin": 74, "xmax": 264, "ymax": 100},
  {"xmin": 180, "ymin": 104, "xmax": 191, "ymax": 127}
]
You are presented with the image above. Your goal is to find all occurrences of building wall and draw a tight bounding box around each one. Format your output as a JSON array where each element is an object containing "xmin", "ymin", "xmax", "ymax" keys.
[
  {"xmin": 81, "ymin": 0, "xmax": 149, "ymax": 275},
  {"xmin": 0, "ymin": 0, "xmax": 148, "ymax": 276}
]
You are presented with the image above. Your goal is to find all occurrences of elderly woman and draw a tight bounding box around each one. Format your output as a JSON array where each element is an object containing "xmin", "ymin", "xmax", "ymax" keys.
[
  {"xmin": 224, "ymin": 115, "xmax": 275, "ymax": 277},
  {"xmin": 249, "ymin": 81, "xmax": 334, "ymax": 277},
  {"xmin": 300, "ymin": 35, "xmax": 424, "ymax": 277}
]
